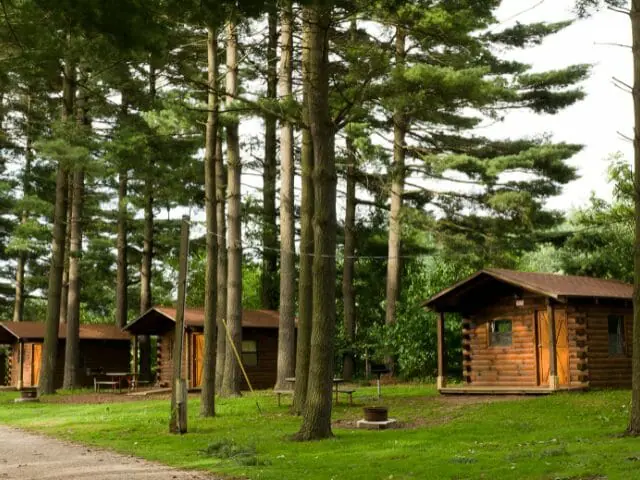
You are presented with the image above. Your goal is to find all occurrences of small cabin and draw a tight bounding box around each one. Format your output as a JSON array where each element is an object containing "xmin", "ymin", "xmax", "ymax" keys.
[
  {"xmin": 125, "ymin": 307, "xmax": 281, "ymax": 390},
  {"xmin": 0, "ymin": 322, "xmax": 131, "ymax": 389},
  {"xmin": 424, "ymin": 269, "xmax": 633, "ymax": 394}
]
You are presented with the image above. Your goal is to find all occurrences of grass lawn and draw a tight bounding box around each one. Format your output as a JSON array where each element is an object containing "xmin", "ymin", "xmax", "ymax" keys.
[{"xmin": 1, "ymin": 385, "xmax": 640, "ymax": 479}]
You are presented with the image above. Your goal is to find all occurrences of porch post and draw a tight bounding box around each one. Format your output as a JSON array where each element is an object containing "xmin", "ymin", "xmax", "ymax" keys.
[
  {"xmin": 437, "ymin": 311, "xmax": 447, "ymax": 389},
  {"xmin": 547, "ymin": 299, "xmax": 559, "ymax": 390},
  {"xmin": 185, "ymin": 330, "xmax": 191, "ymax": 388},
  {"xmin": 132, "ymin": 336, "xmax": 138, "ymax": 377},
  {"xmin": 17, "ymin": 341, "xmax": 24, "ymax": 390}
]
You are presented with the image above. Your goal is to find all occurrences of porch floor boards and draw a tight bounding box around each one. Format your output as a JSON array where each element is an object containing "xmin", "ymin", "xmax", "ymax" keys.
[{"xmin": 439, "ymin": 385, "xmax": 588, "ymax": 395}]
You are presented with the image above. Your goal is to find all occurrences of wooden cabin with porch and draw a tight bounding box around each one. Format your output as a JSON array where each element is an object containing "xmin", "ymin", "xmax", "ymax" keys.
[
  {"xmin": 0, "ymin": 322, "xmax": 131, "ymax": 389},
  {"xmin": 124, "ymin": 307, "xmax": 281, "ymax": 390},
  {"xmin": 424, "ymin": 269, "xmax": 633, "ymax": 394}
]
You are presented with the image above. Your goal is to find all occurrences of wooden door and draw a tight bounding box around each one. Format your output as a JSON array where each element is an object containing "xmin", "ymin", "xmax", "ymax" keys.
[
  {"xmin": 536, "ymin": 310, "xmax": 569, "ymax": 386},
  {"xmin": 31, "ymin": 344, "xmax": 42, "ymax": 386},
  {"xmin": 537, "ymin": 311, "xmax": 550, "ymax": 385},
  {"xmin": 555, "ymin": 312, "xmax": 570, "ymax": 386},
  {"xmin": 192, "ymin": 334, "xmax": 204, "ymax": 387}
]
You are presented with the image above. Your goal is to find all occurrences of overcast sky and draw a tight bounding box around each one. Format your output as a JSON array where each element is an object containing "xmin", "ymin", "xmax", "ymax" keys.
[{"xmin": 495, "ymin": 0, "xmax": 632, "ymax": 211}]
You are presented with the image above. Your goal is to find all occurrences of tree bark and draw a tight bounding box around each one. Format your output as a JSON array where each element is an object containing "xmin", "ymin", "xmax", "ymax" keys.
[
  {"xmin": 116, "ymin": 168, "xmax": 128, "ymax": 328},
  {"xmin": 293, "ymin": 10, "xmax": 314, "ymax": 416},
  {"xmin": 200, "ymin": 26, "xmax": 219, "ymax": 417},
  {"xmin": 13, "ymin": 94, "xmax": 33, "ymax": 323},
  {"xmin": 275, "ymin": 0, "xmax": 296, "ymax": 392},
  {"xmin": 384, "ymin": 26, "xmax": 406, "ymax": 374},
  {"xmin": 169, "ymin": 216, "xmax": 190, "ymax": 434},
  {"xmin": 295, "ymin": 2, "xmax": 336, "ymax": 441},
  {"xmin": 63, "ymin": 79, "xmax": 88, "ymax": 390},
  {"xmin": 342, "ymin": 135, "xmax": 357, "ymax": 381},
  {"xmin": 215, "ymin": 133, "xmax": 227, "ymax": 393},
  {"xmin": 221, "ymin": 21, "xmax": 242, "ymax": 397},
  {"xmin": 39, "ymin": 56, "xmax": 75, "ymax": 395},
  {"xmin": 261, "ymin": 7, "xmax": 279, "ymax": 311},
  {"xmin": 139, "ymin": 61, "xmax": 157, "ymax": 383},
  {"xmin": 115, "ymin": 94, "xmax": 129, "ymax": 329},
  {"xmin": 63, "ymin": 168, "xmax": 84, "ymax": 389},
  {"xmin": 59, "ymin": 177, "xmax": 72, "ymax": 323},
  {"xmin": 629, "ymin": 0, "xmax": 640, "ymax": 435}
]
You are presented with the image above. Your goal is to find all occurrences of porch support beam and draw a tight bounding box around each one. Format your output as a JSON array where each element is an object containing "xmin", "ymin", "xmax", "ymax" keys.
[
  {"xmin": 547, "ymin": 298, "xmax": 559, "ymax": 390},
  {"xmin": 132, "ymin": 336, "xmax": 138, "ymax": 377},
  {"xmin": 437, "ymin": 311, "xmax": 447, "ymax": 389},
  {"xmin": 17, "ymin": 341, "xmax": 24, "ymax": 389}
]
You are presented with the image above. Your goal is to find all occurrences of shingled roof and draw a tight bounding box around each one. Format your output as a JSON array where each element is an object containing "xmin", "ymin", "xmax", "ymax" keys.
[
  {"xmin": 0, "ymin": 322, "xmax": 130, "ymax": 343},
  {"xmin": 424, "ymin": 269, "xmax": 633, "ymax": 312},
  {"xmin": 124, "ymin": 306, "xmax": 281, "ymax": 335}
]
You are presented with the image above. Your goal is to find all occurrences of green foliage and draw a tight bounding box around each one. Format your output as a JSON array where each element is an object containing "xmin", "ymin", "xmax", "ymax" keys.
[{"xmin": 560, "ymin": 155, "xmax": 633, "ymax": 282}]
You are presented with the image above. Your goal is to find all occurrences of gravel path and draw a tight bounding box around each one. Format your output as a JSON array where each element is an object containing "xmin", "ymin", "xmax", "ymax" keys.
[{"xmin": 0, "ymin": 425, "xmax": 217, "ymax": 479}]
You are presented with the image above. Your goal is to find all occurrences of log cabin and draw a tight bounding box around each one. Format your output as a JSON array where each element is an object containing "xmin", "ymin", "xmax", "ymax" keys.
[
  {"xmin": 0, "ymin": 322, "xmax": 130, "ymax": 389},
  {"xmin": 124, "ymin": 307, "xmax": 281, "ymax": 390},
  {"xmin": 424, "ymin": 269, "xmax": 633, "ymax": 394}
]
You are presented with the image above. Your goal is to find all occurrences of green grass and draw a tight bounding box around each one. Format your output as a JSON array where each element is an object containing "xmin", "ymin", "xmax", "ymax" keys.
[{"xmin": 1, "ymin": 385, "xmax": 640, "ymax": 479}]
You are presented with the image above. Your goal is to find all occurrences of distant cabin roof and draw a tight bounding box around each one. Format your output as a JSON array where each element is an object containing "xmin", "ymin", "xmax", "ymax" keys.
[
  {"xmin": 424, "ymin": 269, "xmax": 633, "ymax": 312},
  {"xmin": 0, "ymin": 322, "xmax": 130, "ymax": 343},
  {"xmin": 124, "ymin": 306, "xmax": 281, "ymax": 335}
]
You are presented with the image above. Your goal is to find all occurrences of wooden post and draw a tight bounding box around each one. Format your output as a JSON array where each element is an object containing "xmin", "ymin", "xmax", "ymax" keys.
[
  {"xmin": 437, "ymin": 311, "xmax": 447, "ymax": 389},
  {"xmin": 170, "ymin": 215, "xmax": 190, "ymax": 434},
  {"xmin": 547, "ymin": 299, "xmax": 559, "ymax": 390},
  {"xmin": 17, "ymin": 342, "xmax": 24, "ymax": 390},
  {"xmin": 185, "ymin": 330, "xmax": 191, "ymax": 388},
  {"xmin": 132, "ymin": 336, "xmax": 138, "ymax": 377}
]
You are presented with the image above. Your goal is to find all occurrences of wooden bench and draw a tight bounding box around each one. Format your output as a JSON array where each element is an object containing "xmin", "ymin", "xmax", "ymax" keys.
[
  {"xmin": 94, "ymin": 378, "xmax": 119, "ymax": 393},
  {"xmin": 274, "ymin": 389, "xmax": 294, "ymax": 406},
  {"xmin": 336, "ymin": 389, "xmax": 356, "ymax": 406}
]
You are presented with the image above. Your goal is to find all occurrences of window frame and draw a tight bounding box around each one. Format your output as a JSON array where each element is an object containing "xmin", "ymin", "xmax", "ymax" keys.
[
  {"xmin": 607, "ymin": 315, "xmax": 626, "ymax": 356},
  {"xmin": 241, "ymin": 340, "xmax": 258, "ymax": 367},
  {"xmin": 488, "ymin": 318, "xmax": 513, "ymax": 347}
]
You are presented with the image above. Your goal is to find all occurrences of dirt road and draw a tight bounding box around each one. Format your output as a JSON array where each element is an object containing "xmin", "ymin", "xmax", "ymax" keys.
[{"xmin": 0, "ymin": 425, "xmax": 216, "ymax": 479}]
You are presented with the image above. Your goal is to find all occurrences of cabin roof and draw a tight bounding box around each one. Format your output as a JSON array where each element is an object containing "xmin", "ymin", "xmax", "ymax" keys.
[
  {"xmin": 0, "ymin": 321, "xmax": 130, "ymax": 343},
  {"xmin": 124, "ymin": 306, "xmax": 281, "ymax": 335},
  {"xmin": 424, "ymin": 269, "xmax": 633, "ymax": 312}
]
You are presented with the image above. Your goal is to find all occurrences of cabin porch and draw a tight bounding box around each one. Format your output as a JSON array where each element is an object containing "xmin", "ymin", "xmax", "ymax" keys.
[{"xmin": 439, "ymin": 384, "xmax": 588, "ymax": 395}]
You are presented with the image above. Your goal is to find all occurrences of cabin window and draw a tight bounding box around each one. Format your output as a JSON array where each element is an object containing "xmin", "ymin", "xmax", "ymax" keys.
[
  {"xmin": 608, "ymin": 315, "xmax": 625, "ymax": 355},
  {"xmin": 489, "ymin": 319, "xmax": 512, "ymax": 346},
  {"xmin": 242, "ymin": 340, "xmax": 258, "ymax": 367}
]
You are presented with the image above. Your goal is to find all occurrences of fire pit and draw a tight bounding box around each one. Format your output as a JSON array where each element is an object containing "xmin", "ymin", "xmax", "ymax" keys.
[
  {"xmin": 357, "ymin": 406, "xmax": 396, "ymax": 430},
  {"xmin": 14, "ymin": 387, "xmax": 39, "ymax": 403},
  {"xmin": 363, "ymin": 406, "xmax": 388, "ymax": 422}
]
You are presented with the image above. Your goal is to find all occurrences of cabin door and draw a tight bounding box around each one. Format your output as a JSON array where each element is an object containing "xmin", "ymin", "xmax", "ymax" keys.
[
  {"xmin": 192, "ymin": 334, "xmax": 204, "ymax": 387},
  {"xmin": 536, "ymin": 311, "xmax": 569, "ymax": 386},
  {"xmin": 31, "ymin": 344, "xmax": 42, "ymax": 386}
]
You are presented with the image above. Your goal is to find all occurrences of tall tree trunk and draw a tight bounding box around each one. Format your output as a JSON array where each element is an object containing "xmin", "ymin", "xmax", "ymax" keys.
[
  {"xmin": 342, "ymin": 136, "xmax": 356, "ymax": 381},
  {"xmin": 59, "ymin": 179, "xmax": 72, "ymax": 323},
  {"xmin": 215, "ymin": 133, "xmax": 227, "ymax": 393},
  {"xmin": 201, "ymin": 26, "xmax": 219, "ymax": 417},
  {"xmin": 13, "ymin": 94, "xmax": 33, "ymax": 323},
  {"xmin": 139, "ymin": 61, "xmax": 157, "ymax": 383},
  {"xmin": 629, "ymin": 0, "xmax": 640, "ymax": 435},
  {"xmin": 384, "ymin": 26, "xmax": 406, "ymax": 374},
  {"xmin": 63, "ymin": 81, "xmax": 87, "ymax": 389},
  {"xmin": 116, "ymin": 169, "xmax": 128, "ymax": 328},
  {"xmin": 275, "ymin": 0, "xmax": 296, "ymax": 391},
  {"xmin": 115, "ymin": 94, "xmax": 129, "ymax": 329},
  {"xmin": 221, "ymin": 21, "xmax": 242, "ymax": 397},
  {"xmin": 39, "ymin": 57, "xmax": 75, "ymax": 395},
  {"xmin": 261, "ymin": 7, "xmax": 278, "ymax": 311},
  {"xmin": 295, "ymin": 2, "xmax": 336, "ymax": 441},
  {"xmin": 293, "ymin": 11, "xmax": 314, "ymax": 415}
]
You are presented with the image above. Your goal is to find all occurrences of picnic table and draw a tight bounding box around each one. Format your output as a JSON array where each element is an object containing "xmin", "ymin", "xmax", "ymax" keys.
[
  {"xmin": 283, "ymin": 377, "xmax": 355, "ymax": 405},
  {"xmin": 94, "ymin": 372, "xmax": 137, "ymax": 393}
]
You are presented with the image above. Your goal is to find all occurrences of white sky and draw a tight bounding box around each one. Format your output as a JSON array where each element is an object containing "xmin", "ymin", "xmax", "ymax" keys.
[{"xmin": 494, "ymin": 0, "xmax": 632, "ymax": 211}]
